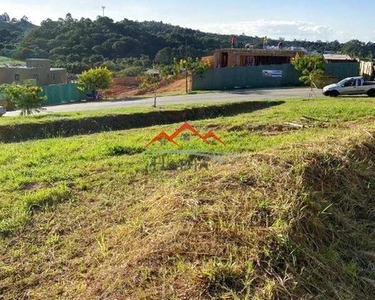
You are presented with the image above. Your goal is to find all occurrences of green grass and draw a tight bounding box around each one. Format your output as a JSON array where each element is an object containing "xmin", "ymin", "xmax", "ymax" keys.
[
  {"xmin": 0, "ymin": 105, "xmax": 157, "ymax": 125},
  {"xmin": 0, "ymin": 100, "xmax": 248, "ymax": 126},
  {"xmin": 1, "ymin": 97, "xmax": 375, "ymax": 299},
  {"xmin": 2, "ymin": 96, "xmax": 375, "ymax": 126},
  {"xmin": 1, "ymin": 96, "xmax": 375, "ymax": 236}
]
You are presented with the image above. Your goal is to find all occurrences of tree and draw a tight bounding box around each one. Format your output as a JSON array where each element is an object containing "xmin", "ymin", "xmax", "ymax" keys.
[
  {"xmin": 78, "ymin": 67, "xmax": 113, "ymax": 92},
  {"xmin": 154, "ymin": 47, "xmax": 175, "ymax": 65},
  {"xmin": 118, "ymin": 66, "xmax": 144, "ymax": 77},
  {"xmin": 0, "ymin": 13, "xmax": 10, "ymax": 22},
  {"xmin": 342, "ymin": 40, "xmax": 364, "ymax": 58},
  {"xmin": 112, "ymin": 37, "xmax": 141, "ymax": 57},
  {"xmin": 292, "ymin": 54, "xmax": 325, "ymax": 86},
  {"xmin": 21, "ymin": 16, "xmax": 29, "ymax": 23},
  {"xmin": 0, "ymin": 83, "xmax": 46, "ymax": 115},
  {"xmin": 176, "ymin": 57, "xmax": 210, "ymax": 93}
]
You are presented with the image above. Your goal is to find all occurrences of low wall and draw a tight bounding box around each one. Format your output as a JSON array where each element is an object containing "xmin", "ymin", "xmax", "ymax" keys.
[
  {"xmin": 41, "ymin": 83, "xmax": 86, "ymax": 106},
  {"xmin": 324, "ymin": 62, "xmax": 360, "ymax": 80}
]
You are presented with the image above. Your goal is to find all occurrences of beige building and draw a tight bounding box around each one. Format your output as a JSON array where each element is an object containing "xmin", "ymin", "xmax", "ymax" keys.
[{"xmin": 0, "ymin": 59, "xmax": 67, "ymax": 86}]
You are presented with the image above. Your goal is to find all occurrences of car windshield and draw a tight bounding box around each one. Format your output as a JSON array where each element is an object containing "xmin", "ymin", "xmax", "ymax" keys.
[{"xmin": 338, "ymin": 79, "xmax": 349, "ymax": 86}]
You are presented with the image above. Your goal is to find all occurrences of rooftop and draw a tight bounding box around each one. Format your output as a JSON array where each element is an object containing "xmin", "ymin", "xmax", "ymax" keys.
[
  {"xmin": 0, "ymin": 65, "xmax": 37, "ymax": 69},
  {"xmin": 26, "ymin": 58, "xmax": 51, "ymax": 61},
  {"xmin": 145, "ymin": 69, "xmax": 160, "ymax": 75},
  {"xmin": 323, "ymin": 54, "xmax": 356, "ymax": 61},
  {"xmin": 215, "ymin": 48, "xmax": 306, "ymax": 57}
]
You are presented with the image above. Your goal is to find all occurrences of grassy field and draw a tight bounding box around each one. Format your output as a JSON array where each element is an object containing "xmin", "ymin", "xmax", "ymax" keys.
[{"xmin": 2, "ymin": 97, "xmax": 375, "ymax": 299}]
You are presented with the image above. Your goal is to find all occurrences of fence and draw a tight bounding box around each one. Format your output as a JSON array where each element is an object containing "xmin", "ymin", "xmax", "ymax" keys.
[
  {"xmin": 192, "ymin": 62, "xmax": 360, "ymax": 91},
  {"xmin": 41, "ymin": 83, "xmax": 87, "ymax": 106}
]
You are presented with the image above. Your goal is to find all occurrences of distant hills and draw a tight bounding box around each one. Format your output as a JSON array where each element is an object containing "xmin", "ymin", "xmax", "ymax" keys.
[
  {"xmin": 0, "ymin": 13, "xmax": 374, "ymax": 73},
  {"xmin": 0, "ymin": 13, "xmax": 35, "ymax": 57}
]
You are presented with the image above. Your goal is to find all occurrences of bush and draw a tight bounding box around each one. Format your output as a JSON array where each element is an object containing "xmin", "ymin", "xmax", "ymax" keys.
[
  {"xmin": 118, "ymin": 66, "xmax": 144, "ymax": 77},
  {"xmin": 78, "ymin": 67, "xmax": 113, "ymax": 92},
  {"xmin": 292, "ymin": 54, "xmax": 326, "ymax": 86},
  {"xmin": 139, "ymin": 73, "xmax": 161, "ymax": 91},
  {"xmin": 0, "ymin": 83, "xmax": 46, "ymax": 115}
]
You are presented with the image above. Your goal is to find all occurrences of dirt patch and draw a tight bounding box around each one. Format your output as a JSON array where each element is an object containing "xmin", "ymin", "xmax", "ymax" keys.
[
  {"xmin": 153, "ymin": 77, "xmax": 187, "ymax": 95},
  {"xmin": 103, "ymin": 76, "xmax": 189, "ymax": 99},
  {"xmin": 102, "ymin": 77, "xmax": 141, "ymax": 99}
]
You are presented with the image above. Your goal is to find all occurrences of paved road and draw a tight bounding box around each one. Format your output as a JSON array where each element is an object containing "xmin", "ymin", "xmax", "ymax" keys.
[{"xmin": 4, "ymin": 87, "xmax": 317, "ymax": 116}]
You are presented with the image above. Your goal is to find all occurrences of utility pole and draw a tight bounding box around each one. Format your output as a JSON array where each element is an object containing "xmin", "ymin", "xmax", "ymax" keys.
[{"xmin": 101, "ymin": 6, "xmax": 106, "ymax": 17}]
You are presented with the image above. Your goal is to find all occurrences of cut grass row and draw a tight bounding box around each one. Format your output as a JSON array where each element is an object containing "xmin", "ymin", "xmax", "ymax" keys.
[
  {"xmin": 1, "ymin": 97, "xmax": 375, "ymax": 298},
  {"xmin": 0, "ymin": 99, "xmax": 253, "ymax": 127},
  {"xmin": 2, "ymin": 96, "xmax": 375, "ymax": 126},
  {"xmin": 0, "ymin": 101, "xmax": 283, "ymax": 142},
  {"xmin": 2, "ymin": 97, "xmax": 375, "ymax": 143}
]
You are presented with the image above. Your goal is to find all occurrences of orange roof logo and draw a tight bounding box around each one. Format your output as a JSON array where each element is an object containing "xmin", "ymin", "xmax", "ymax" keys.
[{"xmin": 146, "ymin": 122, "xmax": 226, "ymax": 147}]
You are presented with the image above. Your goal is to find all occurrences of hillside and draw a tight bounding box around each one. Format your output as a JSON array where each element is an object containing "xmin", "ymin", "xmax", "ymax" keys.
[
  {"xmin": 1, "ymin": 12, "xmax": 374, "ymax": 74},
  {"xmin": 0, "ymin": 13, "xmax": 35, "ymax": 58},
  {"xmin": 2, "ymin": 98, "xmax": 375, "ymax": 298}
]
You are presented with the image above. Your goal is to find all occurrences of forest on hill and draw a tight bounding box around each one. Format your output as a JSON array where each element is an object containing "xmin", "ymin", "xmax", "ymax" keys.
[
  {"xmin": 1, "ymin": 13, "xmax": 374, "ymax": 73},
  {"xmin": 0, "ymin": 13, "xmax": 36, "ymax": 58}
]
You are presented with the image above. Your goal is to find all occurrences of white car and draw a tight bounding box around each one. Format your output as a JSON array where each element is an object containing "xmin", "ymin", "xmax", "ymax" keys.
[
  {"xmin": 323, "ymin": 77, "xmax": 375, "ymax": 97},
  {"xmin": 0, "ymin": 106, "xmax": 6, "ymax": 116}
]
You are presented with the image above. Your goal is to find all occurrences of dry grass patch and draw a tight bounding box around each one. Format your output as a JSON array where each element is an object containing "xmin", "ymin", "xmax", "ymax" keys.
[{"xmin": 67, "ymin": 136, "xmax": 375, "ymax": 299}]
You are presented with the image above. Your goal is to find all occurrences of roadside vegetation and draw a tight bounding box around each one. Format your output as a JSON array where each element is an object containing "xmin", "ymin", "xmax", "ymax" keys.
[
  {"xmin": 0, "ymin": 83, "xmax": 46, "ymax": 115},
  {"xmin": 2, "ymin": 97, "xmax": 375, "ymax": 298},
  {"xmin": 78, "ymin": 67, "xmax": 113, "ymax": 92}
]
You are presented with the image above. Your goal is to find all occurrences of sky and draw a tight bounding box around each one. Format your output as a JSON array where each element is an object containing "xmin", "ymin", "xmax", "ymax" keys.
[{"xmin": 2, "ymin": 0, "xmax": 375, "ymax": 42}]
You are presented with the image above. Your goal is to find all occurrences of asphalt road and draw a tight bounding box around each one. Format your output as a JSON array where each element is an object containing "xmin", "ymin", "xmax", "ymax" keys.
[{"xmin": 4, "ymin": 87, "xmax": 317, "ymax": 116}]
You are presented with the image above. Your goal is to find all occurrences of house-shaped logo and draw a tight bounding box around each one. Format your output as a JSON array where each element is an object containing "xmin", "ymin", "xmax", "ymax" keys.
[{"xmin": 146, "ymin": 122, "xmax": 226, "ymax": 147}]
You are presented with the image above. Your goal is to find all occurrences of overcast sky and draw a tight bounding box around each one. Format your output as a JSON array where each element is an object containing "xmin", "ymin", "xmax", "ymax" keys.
[{"xmin": 3, "ymin": 0, "xmax": 375, "ymax": 42}]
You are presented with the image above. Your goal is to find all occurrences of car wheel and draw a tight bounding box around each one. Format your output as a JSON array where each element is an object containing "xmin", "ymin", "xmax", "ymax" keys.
[
  {"xmin": 367, "ymin": 89, "xmax": 375, "ymax": 97},
  {"xmin": 330, "ymin": 90, "xmax": 339, "ymax": 97}
]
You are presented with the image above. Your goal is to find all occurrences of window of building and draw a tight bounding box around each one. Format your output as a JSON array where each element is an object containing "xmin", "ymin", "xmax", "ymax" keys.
[
  {"xmin": 14, "ymin": 74, "xmax": 20, "ymax": 81},
  {"xmin": 221, "ymin": 53, "xmax": 228, "ymax": 68},
  {"xmin": 52, "ymin": 73, "xmax": 56, "ymax": 80}
]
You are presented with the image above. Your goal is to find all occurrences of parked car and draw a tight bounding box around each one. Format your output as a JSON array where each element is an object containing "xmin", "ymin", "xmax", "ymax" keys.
[
  {"xmin": 323, "ymin": 76, "xmax": 375, "ymax": 97},
  {"xmin": 86, "ymin": 90, "xmax": 102, "ymax": 101},
  {"xmin": 0, "ymin": 106, "xmax": 6, "ymax": 116}
]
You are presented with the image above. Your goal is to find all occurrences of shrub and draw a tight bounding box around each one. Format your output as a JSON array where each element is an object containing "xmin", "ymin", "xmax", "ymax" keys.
[
  {"xmin": 78, "ymin": 67, "xmax": 113, "ymax": 92},
  {"xmin": 118, "ymin": 66, "xmax": 144, "ymax": 77},
  {"xmin": 139, "ymin": 73, "xmax": 161, "ymax": 91},
  {"xmin": 0, "ymin": 83, "xmax": 46, "ymax": 115},
  {"xmin": 292, "ymin": 54, "xmax": 326, "ymax": 86}
]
